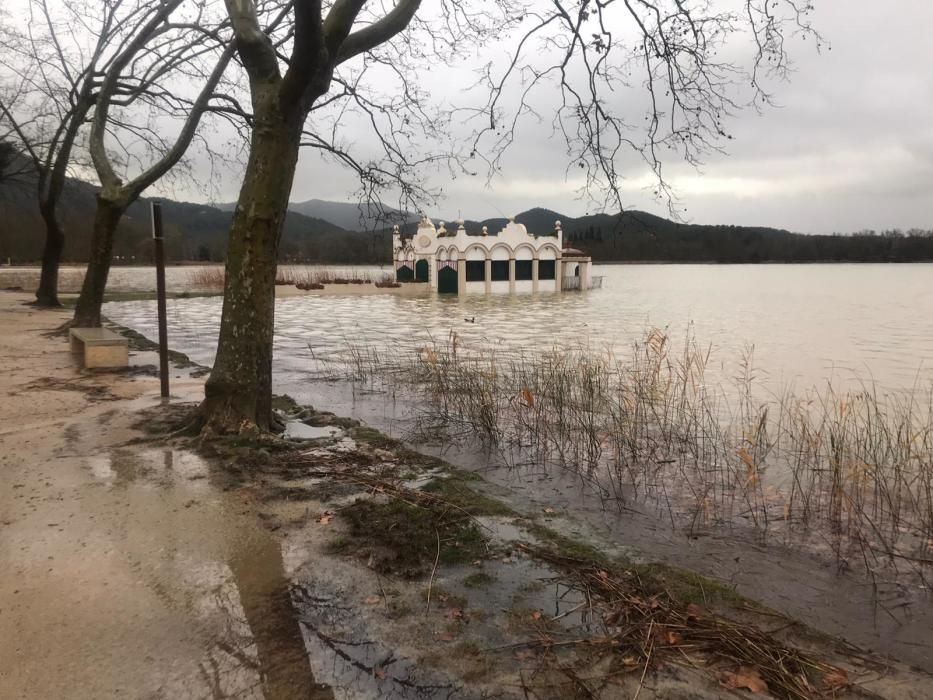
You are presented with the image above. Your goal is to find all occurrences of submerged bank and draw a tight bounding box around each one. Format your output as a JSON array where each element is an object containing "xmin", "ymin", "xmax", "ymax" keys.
[{"xmin": 3, "ymin": 290, "xmax": 933, "ymax": 699}]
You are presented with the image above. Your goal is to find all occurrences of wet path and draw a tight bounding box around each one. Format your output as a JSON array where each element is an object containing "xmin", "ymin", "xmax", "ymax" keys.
[
  {"xmin": 0, "ymin": 295, "xmax": 481, "ymax": 700},
  {"xmin": 0, "ymin": 299, "xmax": 324, "ymax": 699}
]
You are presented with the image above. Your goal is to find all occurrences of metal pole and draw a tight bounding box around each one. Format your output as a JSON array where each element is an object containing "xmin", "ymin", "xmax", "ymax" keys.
[{"xmin": 151, "ymin": 201, "xmax": 170, "ymax": 398}]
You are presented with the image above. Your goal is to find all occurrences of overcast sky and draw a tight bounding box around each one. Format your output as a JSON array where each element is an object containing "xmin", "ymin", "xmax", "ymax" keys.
[
  {"xmin": 233, "ymin": 1, "xmax": 927, "ymax": 234},
  {"xmin": 9, "ymin": 0, "xmax": 926, "ymax": 234}
]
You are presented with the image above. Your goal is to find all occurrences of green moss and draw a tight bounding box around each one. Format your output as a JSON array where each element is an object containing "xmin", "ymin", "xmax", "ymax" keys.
[
  {"xmin": 421, "ymin": 586, "xmax": 467, "ymax": 609},
  {"xmin": 329, "ymin": 498, "xmax": 488, "ymax": 578},
  {"xmin": 462, "ymin": 571, "xmax": 495, "ymax": 589},
  {"xmin": 456, "ymin": 640, "xmax": 484, "ymax": 657},
  {"xmin": 450, "ymin": 469, "xmax": 483, "ymax": 482},
  {"xmin": 524, "ymin": 521, "xmax": 612, "ymax": 567},
  {"xmin": 350, "ymin": 426, "xmax": 400, "ymax": 451},
  {"xmin": 111, "ymin": 324, "xmax": 202, "ymax": 369},
  {"xmin": 271, "ymin": 394, "xmax": 300, "ymax": 412},
  {"xmin": 631, "ymin": 561, "xmax": 745, "ymax": 607},
  {"xmin": 61, "ymin": 291, "xmax": 219, "ymax": 306},
  {"xmin": 348, "ymin": 426, "xmax": 449, "ymax": 469},
  {"xmin": 422, "ymin": 476, "xmax": 515, "ymax": 516},
  {"xmin": 523, "ymin": 519, "xmax": 748, "ymax": 609}
]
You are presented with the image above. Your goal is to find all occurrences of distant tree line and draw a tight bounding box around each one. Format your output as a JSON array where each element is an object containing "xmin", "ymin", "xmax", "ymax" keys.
[{"xmin": 566, "ymin": 225, "xmax": 933, "ymax": 263}]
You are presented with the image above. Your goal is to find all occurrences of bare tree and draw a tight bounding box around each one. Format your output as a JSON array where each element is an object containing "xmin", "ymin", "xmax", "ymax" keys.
[
  {"xmin": 69, "ymin": 1, "xmax": 235, "ymax": 327},
  {"xmin": 0, "ymin": 0, "xmax": 233, "ymax": 307},
  {"xmin": 0, "ymin": 0, "xmax": 120, "ymax": 305},
  {"xmin": 196, "ymin": 0, "xmax": 818, "ymax": 435}
]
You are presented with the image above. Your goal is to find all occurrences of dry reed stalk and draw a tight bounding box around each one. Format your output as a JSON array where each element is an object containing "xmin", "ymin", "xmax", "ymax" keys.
[{"xmin": 316, "ymin": 330, "xmax": 933, "ymax": 580}]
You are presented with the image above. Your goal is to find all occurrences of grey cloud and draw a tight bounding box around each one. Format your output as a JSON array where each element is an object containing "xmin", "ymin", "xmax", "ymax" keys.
[{"xmin": 148, "ymin": 1, "xmax": 933, "ymax": 234}]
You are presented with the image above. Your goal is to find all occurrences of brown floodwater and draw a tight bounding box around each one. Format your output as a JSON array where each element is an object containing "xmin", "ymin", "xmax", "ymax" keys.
[{"xmin": 87, "ymin": 262, "xmax": 933, "ymax": 392}]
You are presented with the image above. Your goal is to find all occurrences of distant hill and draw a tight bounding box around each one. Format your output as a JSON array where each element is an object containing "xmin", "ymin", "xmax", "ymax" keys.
[
  {"xmin": 217, "ymin": 197, "xmax": 418, "ymax": 232},
  {"xmin": 3, "ymin": 175, "xmax": 932, "ymax": 265},
  {"xmin": 388, "ymin": 206, "xmax": 933, "ymax": 264},
  {"xmin": 0, "ymin": 173, "xmax": 387, "ymax": 265}
]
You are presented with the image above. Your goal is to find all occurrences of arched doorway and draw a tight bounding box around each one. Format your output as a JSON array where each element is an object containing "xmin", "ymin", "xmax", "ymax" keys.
[
  {"xmin": 437, "ymin": 264, "xmax": 458, "ymax": 294},
  {"xmin": 415, "ymin": 259, "xmax": 429, "ymax": 282},
  {"xmin": 397, "ymin": 264, "xmax": 414, "ymax": 282}
]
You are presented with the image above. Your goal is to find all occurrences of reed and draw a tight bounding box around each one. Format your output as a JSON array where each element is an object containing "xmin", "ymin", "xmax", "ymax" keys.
[
  {"xmin": 317, "ymin": 330, "xmax": 933, "ymax": 580},
  {"xmin": 187, "ymin": 266, "xmax": 395, "ymax": 291},
  {"xmin": 275, "ymin": 267, "xmax": 388, "ymax": 286},
  {"xmin": 186, "ymin": 266, "xmax": 225, "ymax": 289}
]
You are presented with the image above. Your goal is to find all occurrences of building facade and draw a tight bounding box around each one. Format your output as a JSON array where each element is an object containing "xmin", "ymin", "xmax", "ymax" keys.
[{"xmin": 392, "ymin": 216, "xmax": 592, "ymax": 294}]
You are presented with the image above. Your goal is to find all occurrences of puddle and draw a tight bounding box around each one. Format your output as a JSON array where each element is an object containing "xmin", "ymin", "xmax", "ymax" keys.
[
  {"xmin": 285, "ymin": 421, "xmax": 341, "ymax": 440},
  {"xmin": 75, "ymin": 440, "xmax": 478, "ymax": 699},
  {"xmin": 291, "ymin": 579, "xmax": 471, "ymax": 699},
  {"xmin": 85, "ymin": 448, "xmax": 211, "ymax": 489}
]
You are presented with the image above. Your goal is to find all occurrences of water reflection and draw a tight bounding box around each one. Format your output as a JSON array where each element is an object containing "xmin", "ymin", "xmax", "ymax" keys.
[
  {"xmin": 227, "ymin": 528, "xmax": 334, "ymax": 700},
  {"xmin": 87, "ymin": 446, "xmax": 470, "ymax": 699}
]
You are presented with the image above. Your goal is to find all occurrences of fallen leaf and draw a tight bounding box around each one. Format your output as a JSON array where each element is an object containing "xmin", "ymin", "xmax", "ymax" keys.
[
  {"xmin": 720, "ymin": 666, "xmax": 768, "ymax": 694},
  {"xmin": 448, "ymin": 607, "xmax": 465, "ymax": 620},
  {"xmin": 373, "ymin": 668, "xmax": 387, "ymax": 679},
  {"xmin": 521, "ymin": 387, "xmax": 534, "ymax": 407},
  {"xmin": 621, "ymin": 655, "xmax": 640, "ymax": 667},
  {"xmin": 686, "ymin": 603, "xmax": 707, "ymax": 618},
  {"xmin": 822, "ymin": 669, "xmax": 849, "ymax": 690},
  {"xmin": 663, "ymin": 630, "xmax": 683, "ymax": 646},
  {"xmin": 603, "ymin": 609, "xmax": 625, "ymax": 625},
  {"xmin": 543, "ymin": 507, "xmax": 556, "ymax": 514},
  {"xmin": 318, "ymin": 512, "xmax": 333, "ymax": 524},
  {"xmin": 363, "ymin": 596, "xmax": 381, "ymax": 605},
  {"xmin": 531, "ymin": 610, "xmax": 542, "ymax": 621}
]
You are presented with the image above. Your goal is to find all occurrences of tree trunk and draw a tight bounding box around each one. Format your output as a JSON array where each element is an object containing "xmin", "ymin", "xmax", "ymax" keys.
[
  {"xmin": 72, "ymin": 195, "xmax": 126, "ymax": 327},
  {"xmin": 199, "ymin": 98, "xmax": 303, "ymax": 434},
  {"xmin": 34, "ymin": 205, "xmax": 66, "ymax": 308}
]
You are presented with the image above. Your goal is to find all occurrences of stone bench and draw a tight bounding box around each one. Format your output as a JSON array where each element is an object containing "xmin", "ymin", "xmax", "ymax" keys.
[{"xmin": 69, "ymin": 327, "xmax": 129, "ymax": 369}]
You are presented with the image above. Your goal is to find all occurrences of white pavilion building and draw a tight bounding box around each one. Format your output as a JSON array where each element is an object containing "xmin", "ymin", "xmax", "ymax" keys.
[{"xmin": 392, "ymin": 216, "xmax": 593, "ymax": 294}]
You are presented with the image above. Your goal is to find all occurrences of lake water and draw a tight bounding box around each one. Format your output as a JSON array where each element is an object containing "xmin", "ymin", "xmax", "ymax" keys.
[{"xmin": 87, "ymin": 262, "xmax": 933, "ymax": 393}]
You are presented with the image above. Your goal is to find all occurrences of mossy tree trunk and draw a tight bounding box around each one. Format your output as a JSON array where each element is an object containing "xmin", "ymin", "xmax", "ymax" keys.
[{"xmin": 200, "ymin": 94, "xmax": 302, "ymax": 434}]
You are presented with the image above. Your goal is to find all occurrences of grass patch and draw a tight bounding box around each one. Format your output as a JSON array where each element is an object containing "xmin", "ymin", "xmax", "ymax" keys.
[
  {"xmin": 349, "ymin": 425, "xmax": 454, "ymax": 471},
  {"xmin": 524, "ymin": 521, "xmax": 612, "ymax": 568},
  {"xmin": 462, "ymin": 571, "xmax": 495, "ymax": 589},
  {"xmin": 632, "ymin": 561, "xmax": 744, "ymax": 607},
  {"xmin": 112, "ymin": 324, "xmax": 203, "ymax": 370},
  {"xmin": 349, "ymin": 426, "xmax": 400, "ymax": 451},
  {"xmin": 422, "ymin": 475, "xmax": 515, "ymax": 516},
  {"xmin": 60, "ymin": 291, "xmax": 219, "ymax": 305},
  {"xmin": 524, "ymin": 520, "xmax": 745, "ymax": 608},
  {"xmin": 329, "ymin": 498, "xmax": 488, "ymax": 578}
]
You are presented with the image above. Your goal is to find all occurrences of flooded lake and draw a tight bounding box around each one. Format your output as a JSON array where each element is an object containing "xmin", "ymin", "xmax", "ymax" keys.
[{"xmin": 78, "ymin": 262, "xmax": 933, "ymax": 393}]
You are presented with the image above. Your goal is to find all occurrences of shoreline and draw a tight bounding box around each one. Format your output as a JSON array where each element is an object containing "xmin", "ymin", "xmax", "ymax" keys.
[{"xmin": 2, "ymin": 289, "xmax": 932, "ymax": 698}]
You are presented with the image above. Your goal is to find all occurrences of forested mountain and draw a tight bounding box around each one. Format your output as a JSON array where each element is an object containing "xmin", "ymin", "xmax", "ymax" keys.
[
  {"xmin": 2, "ymin": 170, "xmax": 932, "ymax": 265},
  {"xmin": 395, "ymin": 208, "xmax": 933, "ymax": 263},
  {"xmin": 0, "ymin": 171, "xmax": 384, "ymax": 264}
]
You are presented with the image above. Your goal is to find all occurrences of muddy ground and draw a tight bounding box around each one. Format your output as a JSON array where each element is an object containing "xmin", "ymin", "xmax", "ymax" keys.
[{"xmin": 1, "ymin": 290, "xmax": 932, "ymax": 699}]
